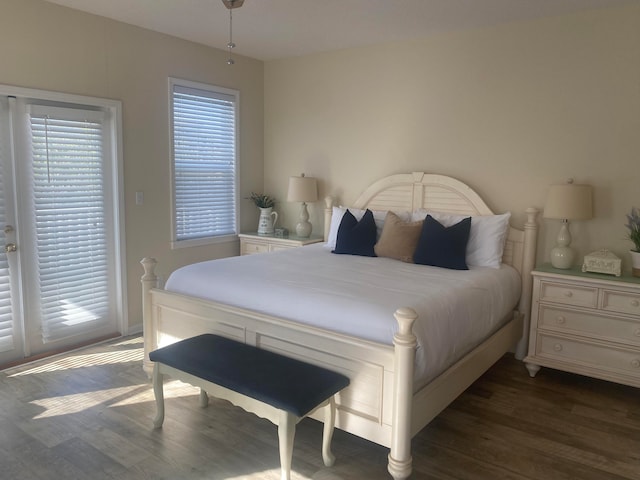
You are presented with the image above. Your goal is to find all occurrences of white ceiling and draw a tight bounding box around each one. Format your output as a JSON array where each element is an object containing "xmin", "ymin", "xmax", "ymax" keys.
[{"xmin": 43, "ymin": 0, "xmax": 639, "ymax": 61}]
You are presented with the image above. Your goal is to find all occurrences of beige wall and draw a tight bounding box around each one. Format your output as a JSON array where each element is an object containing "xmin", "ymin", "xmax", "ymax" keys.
[
  {"xmin": 265, "ymin": 5, "xmax": 640, "ymax": 273},
  {"xmin": 2, "ymin": 0, "xmax": 639, "ymax": 335},
  {"xmin": 0, "ymin": 0, "xmax": 264, "ymax": 332}
]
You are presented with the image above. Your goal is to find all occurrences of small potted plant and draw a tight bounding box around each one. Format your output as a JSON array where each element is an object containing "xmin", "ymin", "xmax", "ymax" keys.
[
  {"xmin": 626, "ymin": 206, "xmax": 640, "ymax": 277},
  {"xmin": 249, "ymin": 192, "xmax": 276, "ymax": 209},
  {"xmin": 249, "ymin": 192, "xmax": 278, "ymax": 235}
]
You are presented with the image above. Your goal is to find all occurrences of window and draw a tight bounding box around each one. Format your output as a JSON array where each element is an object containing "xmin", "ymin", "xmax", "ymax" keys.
[{"xmin": 170, "ymin": 78, "xmax": 239, "ymax": 248}]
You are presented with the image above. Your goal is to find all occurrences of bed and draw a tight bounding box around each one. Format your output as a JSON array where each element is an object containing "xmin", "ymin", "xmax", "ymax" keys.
[{"xmin": 141, "ymin": 171, "xmax": 539, "ymax": 479}]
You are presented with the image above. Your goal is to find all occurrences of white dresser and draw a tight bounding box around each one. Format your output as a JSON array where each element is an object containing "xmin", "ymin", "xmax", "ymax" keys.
[
  {"xmin": 238, "ymin": 232, "xmax": 323, "ymax": 255},
  {"xmin": 525, "ymin": 264, "xmax": 640, "ymax": 388}
]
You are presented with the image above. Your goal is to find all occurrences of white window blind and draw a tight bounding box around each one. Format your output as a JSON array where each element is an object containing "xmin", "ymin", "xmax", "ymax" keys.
[
  {"xmin": 172, "ymin": 82, "xmax": 238, "ymax": 243},
  {"xmin": 29, "ymin": 106, "xmax": 111, "ymax": 343}
]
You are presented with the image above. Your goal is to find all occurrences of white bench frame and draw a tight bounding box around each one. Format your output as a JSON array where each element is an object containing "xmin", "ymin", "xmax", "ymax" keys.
[{"xmin": 152, "ymin": 362, "xmax": 338, "ymax": 480}]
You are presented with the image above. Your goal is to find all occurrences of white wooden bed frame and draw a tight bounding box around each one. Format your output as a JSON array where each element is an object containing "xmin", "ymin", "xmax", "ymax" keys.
[{"xmin": 141, "ymin": 172, "xmax": 539, "ymax": 479}]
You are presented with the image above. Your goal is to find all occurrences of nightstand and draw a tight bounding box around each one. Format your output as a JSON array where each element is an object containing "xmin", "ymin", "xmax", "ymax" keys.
[
  {"xmin": 238, "ymin": 232, "xmax": 324, "ymax": 255},
  {"xmin": 524, "ymin": 264, "xmax": 640, "ymax": 388}
]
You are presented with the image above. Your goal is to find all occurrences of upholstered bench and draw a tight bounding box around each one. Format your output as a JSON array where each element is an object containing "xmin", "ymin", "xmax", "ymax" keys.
[{"xmin": 149, "ymin": 334, "xmax": 350, "ymax": 480}]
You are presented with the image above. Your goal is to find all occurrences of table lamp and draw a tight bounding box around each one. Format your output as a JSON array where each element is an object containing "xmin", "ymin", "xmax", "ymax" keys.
[
  {"xmin": 287, "ymin": 173, "xmax": 318, "ymax": 238},
  {"xmin": 544, "ymin": 180, "xmax": 593, "ymax": 269}
]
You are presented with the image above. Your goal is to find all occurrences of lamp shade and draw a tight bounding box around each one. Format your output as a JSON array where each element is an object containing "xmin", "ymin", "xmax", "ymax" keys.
[
  {"xmin": 287, "ymin": 175, "xmax": 318, "ymax": 203},
  {"xmin": 544, "ymin": 184, "xmax": 593, "ymax": 220}
]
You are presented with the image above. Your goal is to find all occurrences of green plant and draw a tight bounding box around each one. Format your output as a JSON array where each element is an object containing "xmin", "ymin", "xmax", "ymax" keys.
[
  {"xmin": 626, "ymin": 206, "xmax": 640, "ymax": 252},
  {"xmin": 249, "ymin": 192, "xmax": 276, "ymax": 209}
]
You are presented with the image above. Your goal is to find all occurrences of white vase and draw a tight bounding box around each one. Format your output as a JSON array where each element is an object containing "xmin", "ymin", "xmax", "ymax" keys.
[
  {"xmin": 257, "ymin": 207, "xmax": 278, "ymax": 235},
  {"xmin": 631, "ymin": 250, "xmax": 640, "ymax": 278}
]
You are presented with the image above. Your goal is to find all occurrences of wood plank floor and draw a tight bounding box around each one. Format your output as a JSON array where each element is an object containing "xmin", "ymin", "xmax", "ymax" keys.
[{"xmin": 1, "ymin": 336, "xmax": 638, "ymax": 479}]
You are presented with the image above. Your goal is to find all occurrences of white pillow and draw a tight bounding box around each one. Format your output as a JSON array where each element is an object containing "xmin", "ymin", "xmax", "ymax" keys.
[
  {"xmin": 411, "ymin": 209, "xmax": 511, "ymax": 268},
  {"xmin": 326, "ymin": 206, "xmax": 410, "ymax": 249}
]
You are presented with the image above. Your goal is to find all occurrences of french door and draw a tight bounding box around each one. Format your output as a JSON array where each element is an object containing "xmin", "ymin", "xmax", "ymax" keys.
[{"xmin": 0, "ymin": 89, "xmax": 125, "ymax": 366}]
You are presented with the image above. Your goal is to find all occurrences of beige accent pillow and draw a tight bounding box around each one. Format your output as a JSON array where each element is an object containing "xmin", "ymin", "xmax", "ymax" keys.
[{"xmin": 374, "ymin": 211, "xmax": 423, "ymax": 263}]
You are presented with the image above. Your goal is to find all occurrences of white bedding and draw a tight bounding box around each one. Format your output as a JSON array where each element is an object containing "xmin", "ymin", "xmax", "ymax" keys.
[{"xmin": 165, "ymin": 244, "xmax": 521, "ymax": 388}]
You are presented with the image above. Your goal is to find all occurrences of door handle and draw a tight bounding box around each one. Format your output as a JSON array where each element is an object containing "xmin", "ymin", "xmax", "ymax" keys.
[{"xmin": 5, "ymin": 243, "xmax": 16, "ymax": 253}]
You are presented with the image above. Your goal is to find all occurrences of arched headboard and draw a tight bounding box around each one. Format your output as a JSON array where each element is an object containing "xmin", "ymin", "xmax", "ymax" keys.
[
  {"xmin": 323, "ymin": 171, "xmax": 539, "ymax": 357},
  {"xmin": 353, "ymin": 172, "xmax": 493, "ymax": 215}
]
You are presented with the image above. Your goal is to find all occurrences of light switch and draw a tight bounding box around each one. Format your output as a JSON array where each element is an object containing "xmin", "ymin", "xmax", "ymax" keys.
[{"xmin": 135, "ymin": 191, "xmax": 144, "ymax": 205}]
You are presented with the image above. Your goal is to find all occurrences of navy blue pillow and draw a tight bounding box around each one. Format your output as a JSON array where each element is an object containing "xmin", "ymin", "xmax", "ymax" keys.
[
  {"xmin": 332, "ymin": 209, "xmax": 377, "ymax": 257},
  {"xmin": 413, "ymin": 214, "xmax": 471, "ymax": 270}
]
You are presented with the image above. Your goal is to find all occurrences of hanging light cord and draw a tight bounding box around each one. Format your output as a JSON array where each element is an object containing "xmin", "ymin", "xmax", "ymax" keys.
[{"xmin": 227, "ymin": 7, "xmax": 235, "ymax": 65}]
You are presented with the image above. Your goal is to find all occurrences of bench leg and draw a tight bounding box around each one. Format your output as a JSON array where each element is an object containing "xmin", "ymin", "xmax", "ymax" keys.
[
  {"xmin": 199, "ymin": 389, "xmax": 209, "ymax": 407},
  {"xmin": 278, "ymin": 411, "xmax": 296, "ymax": 480},
  {"xmin": 152, "ymin": 363, "xmax": 165, "ymax": 429},
  {"xmin": 322, "ymin": 396, "xmax": 336, "ymax": 466}
]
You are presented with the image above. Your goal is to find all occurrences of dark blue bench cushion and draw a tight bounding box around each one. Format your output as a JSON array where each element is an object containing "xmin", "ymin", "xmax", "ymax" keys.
[{"xmin": 149, "ymin": 334, "xmax": 350, "ymax": 417}]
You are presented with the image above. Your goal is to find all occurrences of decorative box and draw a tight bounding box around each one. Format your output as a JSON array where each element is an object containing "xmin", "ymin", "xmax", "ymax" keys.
[
  {"xmin": 274, "ymin": 227, "xmax": 289, "ymax": 238},
  {"xmin": 581, "ymin": 249, "xmax": 621, "ymax": 277}
]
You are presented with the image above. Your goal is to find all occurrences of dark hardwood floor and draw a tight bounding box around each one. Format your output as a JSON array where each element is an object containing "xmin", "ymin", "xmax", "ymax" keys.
[{"xmin": 0, "ymin": 336, "xmax": 638, "ymax": 479}]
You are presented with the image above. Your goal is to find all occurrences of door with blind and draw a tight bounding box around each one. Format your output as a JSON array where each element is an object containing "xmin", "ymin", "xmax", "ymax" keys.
[{"xmin": 0, "ymin": 92, "xmax": 124, "ymax": 364}]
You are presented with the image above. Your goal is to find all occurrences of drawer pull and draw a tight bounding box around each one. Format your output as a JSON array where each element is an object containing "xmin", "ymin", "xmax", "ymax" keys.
[
  {"xmin": 556, "ymin": 316, "xmax": 566, "ymax": 325},
  {"xmin": 631, "ymin": 359, "xmax": 640, "ymax": 369},
  {"xmin": 553, "ymin": 343, "xmax": 563, "ymax": 352},
  {"xmin": 564, "ymin": 291, "xmax": 573, "ymax": 298},
  {"xmin": 631, "ymin": 299, "xmax": 640, "ymax": 307}
]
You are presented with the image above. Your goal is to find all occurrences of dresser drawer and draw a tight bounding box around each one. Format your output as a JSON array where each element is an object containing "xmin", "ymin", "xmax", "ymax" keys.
[
  {"xmin": 239, "ymin": 234, "xmax": 324, "ymax": 256},
  {"xmin": 269, "ymin": 244, "xmax": 294, "ymax": 252},
  {"xmin": 241, "ymin": 241, "xmax": 269, "ymax": 255},
  {"xmin": 538, "ymin": 305, "xmax": 640, "ymax": 346},
  {"xmin": 601, "ymin": 289, "xmax": 640, "ymax": 316},
  {"xmin": 538, "ymin": 281, "xmax": 598, "ymax": 308},
  {"xmin": 536, "ymin": 333, "xmax": 640, "ymax": 376}
]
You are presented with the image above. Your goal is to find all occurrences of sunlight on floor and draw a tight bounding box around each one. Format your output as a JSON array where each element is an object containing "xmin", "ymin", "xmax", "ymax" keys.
[
  {"xmin": 30, "ymin": 385, "xmax": 144, "ymax": 419},
  {"xmin": 227, "ymin": 469, "xmax": 312, "ymax": 480},
  {"xmin": 9, "ymin": 336, "xmax": 203, "ymax": 419},
  {"xmin": 9, "ymin": 337, "xmax": 143, "ymax": 377},
  {"xmin": 29, "ymin": 379, "xmax": 197, "ymax": 419},
  {"xmin": 9, "ymin": 347, "xmax": 143, "ymax": 376}
]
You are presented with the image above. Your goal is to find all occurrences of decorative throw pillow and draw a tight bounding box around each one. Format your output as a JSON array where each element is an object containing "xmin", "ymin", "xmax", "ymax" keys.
[
  {"xmin": 413, "ymin": 215, "xmax": 471, "ymax": 270},
  {"xmin": 374, "ymin": 211, "xmax": 423, "ymax": 263},
  {"xmin": 332, "ymin": 209, "xmax": 377, "ymax": 257},
  {"xmin": 412, "ymin": 210, "xmax": 511, "ymax": 268}
]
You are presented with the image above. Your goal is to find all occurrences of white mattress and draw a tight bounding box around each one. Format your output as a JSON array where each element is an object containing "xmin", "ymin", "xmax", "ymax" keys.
[{"xmin": 165, "ymin": 244, "xmax": 521, "ymax": 387}]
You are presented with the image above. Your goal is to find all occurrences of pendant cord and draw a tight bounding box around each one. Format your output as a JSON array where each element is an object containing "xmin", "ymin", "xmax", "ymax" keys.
[{"xmin": 227, "ymin": 8, "xmax": 235, "ymax": 65}]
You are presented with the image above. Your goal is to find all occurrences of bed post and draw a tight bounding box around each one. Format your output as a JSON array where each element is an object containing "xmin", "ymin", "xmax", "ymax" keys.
[
  {"xmin": 388, "ymin": 307, "xmax": 418, "ymax": 480},
  {"xmin": 141, "ymin": 257, "xmax": 158, "ymax": 377},
  {"xmin": 515, "ymin": 207, "xmax": 539, "ymax": 359},
  {"xmin": 323, "ymin": 196, "xmax": 333, "ymax": 242}
]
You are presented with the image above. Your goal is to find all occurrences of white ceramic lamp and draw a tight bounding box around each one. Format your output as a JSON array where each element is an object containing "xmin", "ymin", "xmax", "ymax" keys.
[
  {"xmin": 287, "ymin": 174, "xmax": 318, "ymax": 238},
  {"xmin": 544, "ymin": 181, "xmax": 593, "ymax": 269}
]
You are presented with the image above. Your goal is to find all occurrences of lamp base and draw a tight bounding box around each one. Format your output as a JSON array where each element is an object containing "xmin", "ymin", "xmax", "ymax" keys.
[
  {"xmin": 295, "ymin": 221, "xmax": 312, "ymax": 238},
  {"xmin": 296, "ymin": 202, "xmax": 312, "ymax": 238},
  {"xmin": 550, "ymin": 245, "xmax": 575, "ymax": 269},
  {"xmin": 550, "ymin": 219, "xmax": 574, "ymax": 269}
]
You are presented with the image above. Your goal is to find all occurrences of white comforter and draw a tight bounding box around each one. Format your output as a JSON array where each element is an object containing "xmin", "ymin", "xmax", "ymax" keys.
[{"xmin": 165, "ymin": 244, "xmax": 521, "ymax": 387}]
